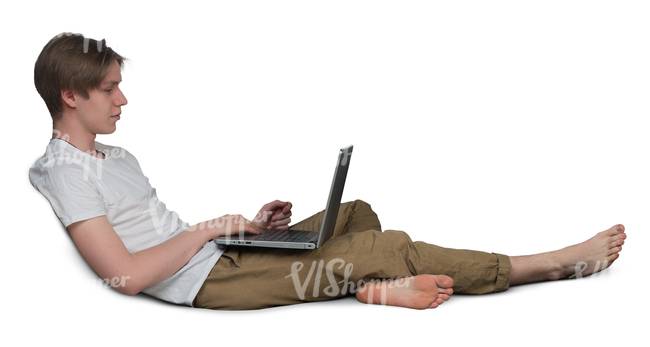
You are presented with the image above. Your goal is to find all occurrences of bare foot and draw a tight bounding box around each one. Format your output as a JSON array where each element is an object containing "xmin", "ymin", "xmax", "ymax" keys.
[
  {"xmin": 554, "ymin": 224, "xmax": 626, "ymax": 279},
  {"xmin": 355, "ymin": 274, "xmax": 454, "ymax": 309}
]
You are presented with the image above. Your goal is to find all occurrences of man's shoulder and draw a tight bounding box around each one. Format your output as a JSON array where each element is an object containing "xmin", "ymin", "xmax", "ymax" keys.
[
  {"xmin": 29, "ymin": 139, "xmax": 136, "ymax": 187},
  {"xmin": 30, "ymin": 139, "xmax": 84, "ymax": 177}
]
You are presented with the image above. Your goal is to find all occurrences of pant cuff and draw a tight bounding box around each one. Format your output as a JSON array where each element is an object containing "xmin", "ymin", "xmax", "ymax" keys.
[{"xmin": 493, "ymin": 253, "xmax": 511, "ymax": 292}]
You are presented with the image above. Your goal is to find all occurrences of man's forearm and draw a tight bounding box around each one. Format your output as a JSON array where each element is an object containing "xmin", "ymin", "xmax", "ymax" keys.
[
  {"xmin": 121, "ymin": 225, "xmax": 212, "ymax": 295},
  {"xmin": 121, "ymin": 215, "xmax": 259, "ymax": 295}
]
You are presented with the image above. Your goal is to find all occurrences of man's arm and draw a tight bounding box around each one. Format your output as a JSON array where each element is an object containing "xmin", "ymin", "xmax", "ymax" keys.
[{"xmin": 67, "ymin": 214, "xmax": 260, "ymax": 296}]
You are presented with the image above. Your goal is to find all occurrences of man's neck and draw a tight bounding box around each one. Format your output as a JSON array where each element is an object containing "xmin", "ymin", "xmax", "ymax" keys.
[{"xmin": 52, "ymin": 119, "xmax": 98, "ymax": 155}]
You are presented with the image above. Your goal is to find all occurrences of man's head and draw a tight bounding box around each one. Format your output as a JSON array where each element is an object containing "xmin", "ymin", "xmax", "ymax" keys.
[{"xmin": 34, "ymin": 33, "xmax": 126, "ymax": 120}]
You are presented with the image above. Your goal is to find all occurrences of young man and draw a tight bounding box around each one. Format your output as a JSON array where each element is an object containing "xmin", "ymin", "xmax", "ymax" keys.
[{"xmin": 30, "ymin": 33, "xmax": 627, "ymax": 310}]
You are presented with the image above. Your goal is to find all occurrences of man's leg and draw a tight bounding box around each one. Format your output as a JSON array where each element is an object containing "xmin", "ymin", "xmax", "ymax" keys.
[
  {"xmin": 356, "ymin": 225, "xmax": 626, "ymax": 308},
  {"xmin": 194, "ymin": 200, "xmax": 389, "ymax": 310},
  {"xmin": 297, "ymin": 200, "xmax": 454, "ymax": 309},
  {"xmin": 194, "ymin": 201, "xmax": 625, "ymax": 310},
  {"xmin": 288, "ymin": 199, "xmax": 383, "ymax": 237},
  {"xmin": 508, "ymin": 224, "xmax": 626, "ymax": 286},
  {"xmin": 194, "ymin": 201, "xmax": 505, "ymax": 310},
  {"xmin": 194, "ymin": 228, "xmax": 463, "ymax": 310}
]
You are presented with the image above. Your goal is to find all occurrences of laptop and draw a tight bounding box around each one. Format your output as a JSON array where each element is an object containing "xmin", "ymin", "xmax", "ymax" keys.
[{"xmin": 214, "ymin": 145, "xmax": 353, "ymax": 250}]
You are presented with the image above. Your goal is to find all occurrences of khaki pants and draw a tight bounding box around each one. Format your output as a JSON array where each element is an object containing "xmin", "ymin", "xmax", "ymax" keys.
[{"xmin": 193, "ymin": 200, "xmax": 511, "ymax": 310}]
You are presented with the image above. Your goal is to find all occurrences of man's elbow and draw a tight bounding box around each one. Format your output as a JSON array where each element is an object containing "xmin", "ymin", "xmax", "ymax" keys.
[
  {"xmin": 100, "ymin": 275, "xmax": 141, "ymax": 296},
  {"xmin": 120, "ymin": 284, "xmax": 140, "ymax": 296}
]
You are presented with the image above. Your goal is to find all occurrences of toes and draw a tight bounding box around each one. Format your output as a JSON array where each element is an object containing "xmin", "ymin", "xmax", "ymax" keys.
[
  {"xmin": 429, "ymin": 297, "xmax": 444, "ymax": 309},
  {"xmin": 603, "ymin": 224, "xmax": 625, "ymax": 236},
  {"xmin": 609, "ymin": 246, "xmax": 623, "ymax": 255},
  {"xmin": 432, "ymin": 274, "xmax": 454, "ymax": 289},
  {"xmin": 437, "ymin": 286, "xmax": 453, "ymax": 294},
  {"xmin": 606, "ymin": 225, "xmax": 622, "ymax": 235},
  {"xmin": 609, "ymin": 239, "xmax": 625, "ymax": 248},
  {"xmin": 608, "ymin": 253, "xmax": 620, "ymax": 262}
]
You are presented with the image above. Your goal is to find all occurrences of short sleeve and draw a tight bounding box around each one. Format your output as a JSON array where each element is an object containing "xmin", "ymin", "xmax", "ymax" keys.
[{"xmin": 30, "ymin": 163, "xmax": 106, "ymax": 227}]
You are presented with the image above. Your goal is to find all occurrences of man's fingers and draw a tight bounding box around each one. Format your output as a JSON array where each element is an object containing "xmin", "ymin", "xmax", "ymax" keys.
[
  {"xmin": 271, "ymin": 210, "xmax": 291, "ymax": 228},
  {"xmin": 273, "ymin": 210, "xmax": 292, "ymax": 220},
  {"xmin": 247, "ymin": 221, "xmax": 262, "ymax": 234},
  {"xmin": 272, "ymin": 217, "xmax": 291, "ymax": 228},
  {"xmin": 265, "ymin": 200, "xmax": 286, "ymax": 210},
  {"xmin": 266, "ymin": 200, "xmax": 291, "ymax": 212},
  {"xmin": 223, "ymin": 214, "xmax": 262, "ymax": 234},
  {"xmin": 236, "ymin": 215, "xmax": 262, "ymax": 234},
  {"xmin": 282, "ymin": 202, "xmax": 292, "ymax": 214}
]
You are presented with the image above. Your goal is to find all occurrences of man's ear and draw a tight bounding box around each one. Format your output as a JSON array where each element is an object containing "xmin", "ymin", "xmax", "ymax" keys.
[{"xmin": 61, "ymin": 89, "xmax": 77, "ymax": 109}]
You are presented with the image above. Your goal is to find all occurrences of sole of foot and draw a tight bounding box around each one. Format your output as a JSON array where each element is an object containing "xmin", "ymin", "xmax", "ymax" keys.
[{"xmin": 355, "ymin": 274, "xmax": 454, "ymax": 309}]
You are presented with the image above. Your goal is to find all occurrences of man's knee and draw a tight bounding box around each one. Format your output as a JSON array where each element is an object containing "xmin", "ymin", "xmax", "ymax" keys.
[
  {"xmin": 350, "ymin": 229, "xmax": 412, "ymax": 250},
  {"xmin": 382, "ymin": 229, "xmax": 413, "ymax": 246},
  {"xmin": 340, "ymin": 199, "xmax": 372, "ymax": 211},
  {"xmin": 352, "ymin": 199, "xmax": 374, "ymax": 211},
  {"xmin": 340, "ymin": 199, "xmax": 382, "ymax": 234}
]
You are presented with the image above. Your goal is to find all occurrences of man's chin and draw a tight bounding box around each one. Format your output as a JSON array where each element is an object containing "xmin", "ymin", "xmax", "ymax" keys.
[{"xmin": 97, "ymin": 126, "xmax": 117, "ymax": 135}]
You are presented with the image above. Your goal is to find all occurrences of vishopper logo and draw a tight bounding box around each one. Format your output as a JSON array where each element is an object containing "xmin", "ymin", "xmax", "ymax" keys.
[
  {"xmin": 93, "ymin": 276, "xmax": 130, "ymax": 289},
  {"xmin": 570, "ymin": 260, "xmax": 610, "ymax": 279},
  {"xmin": 148, "ymin": 196, "xmax": 273, "ymax": 236},
  {"xmin": 149, "ymin": 197, "xmax": 184, "ymax": 236},
  {"xmin": 40, "ymin": 132, "xmax": 127, "ymax": 181},
  {"xmin": 191, "ymin": 211, "xmax": 273, "ymax": 238},
  {"xmin": 341, "ymin": 147, "xmax": 351, "ymax": 167},
  {"xmin": 285, "ymin": 258, "xmax": 409, "ymax": 304},
  {"xmin": 185, "ymin": 214, "xmax": 250, "ymax": 236},
  {"xmin": 56, "ymin": 32, "xmax": 104, "ymax": 53}
]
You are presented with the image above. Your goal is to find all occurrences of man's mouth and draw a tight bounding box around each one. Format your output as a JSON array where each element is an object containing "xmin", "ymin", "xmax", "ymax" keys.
[{"xmin": 112, "ymin": 113, "xmax": 121, "ymax": 120}]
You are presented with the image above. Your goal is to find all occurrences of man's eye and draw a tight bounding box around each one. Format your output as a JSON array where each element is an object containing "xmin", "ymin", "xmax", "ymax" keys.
[{"xmin": 105, "ymin": 89, "xmax": 112, "ymax": 93}]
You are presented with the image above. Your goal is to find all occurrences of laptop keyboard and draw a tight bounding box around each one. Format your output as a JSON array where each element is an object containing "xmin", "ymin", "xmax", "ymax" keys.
[{"xmin": 256, "ymin": 229, "xmax": 312, "ymax": 242}]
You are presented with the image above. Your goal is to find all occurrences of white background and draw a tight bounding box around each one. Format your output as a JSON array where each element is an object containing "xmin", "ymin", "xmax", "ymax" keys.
[{"xmin": 2, "ymin": 1, "xmax": 648, "ymax": 346}]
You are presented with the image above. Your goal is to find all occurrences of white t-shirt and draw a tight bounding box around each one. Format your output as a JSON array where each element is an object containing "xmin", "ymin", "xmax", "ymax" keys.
[{"xmin": 29, "ymin": 139, "xmax": 223, "ymax": 306}]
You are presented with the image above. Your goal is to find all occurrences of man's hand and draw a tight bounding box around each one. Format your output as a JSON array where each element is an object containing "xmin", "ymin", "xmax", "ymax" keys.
[
  {"xmin": 252, "ymin": 200, "xmax": 293, "ymax": 230},
  {"xmin": 190, "ymin": 214, "xmax": 263, "ymax": 239}
]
